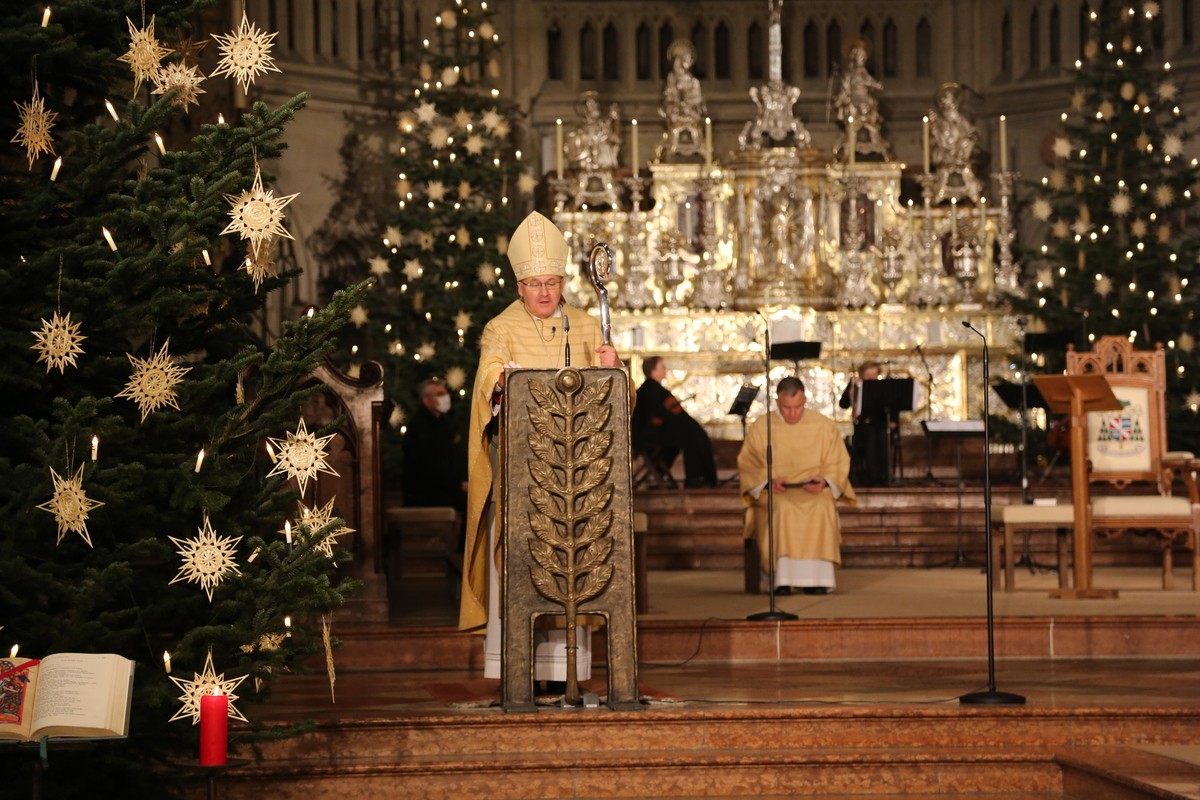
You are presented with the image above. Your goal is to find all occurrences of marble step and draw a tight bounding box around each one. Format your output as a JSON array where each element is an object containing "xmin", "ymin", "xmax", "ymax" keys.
[{"xmin": 195, "ymin": 715, "xmax": 1200, "ymax": 800}]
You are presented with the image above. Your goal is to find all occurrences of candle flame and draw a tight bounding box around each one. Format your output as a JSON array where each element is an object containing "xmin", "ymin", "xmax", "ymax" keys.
[
  {"xmin": 9, "ymin": 644, "xmax": 18, "ymax": 658},
  {"xmin": 163, "ymin": 651, "xmax": 171, "ymax": 673},
  {"xmin": 194, "ymin": 449, "xmax": 205, "ymax": 473},
  {"xmin": 50, "ymin": 157, "xmax": 62, "ymax": 181}
]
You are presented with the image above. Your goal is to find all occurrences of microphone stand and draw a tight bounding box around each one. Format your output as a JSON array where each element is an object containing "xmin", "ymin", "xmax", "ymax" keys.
[
  {"xmin": 959, "ymin": 320, "xmax": 1025, "ymax": 706},
  {"xmin": 915, "ymin": 344, "xmax": 939, "ymax": 484},
  {"xmin": 748, "ymin": 314, "xmax": 798, "ymax": 622}
]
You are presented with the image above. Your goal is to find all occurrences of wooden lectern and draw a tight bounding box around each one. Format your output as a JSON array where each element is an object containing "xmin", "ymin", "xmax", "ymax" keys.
[{"xmin": 1031, "ymin": 374, "xmax": 1122, "ymax": 598}]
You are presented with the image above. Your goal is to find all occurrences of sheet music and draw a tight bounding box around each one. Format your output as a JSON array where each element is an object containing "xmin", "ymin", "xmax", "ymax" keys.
[{"xmin": 922, "ymin": 420, "xmax": 985, "ymax": 434}]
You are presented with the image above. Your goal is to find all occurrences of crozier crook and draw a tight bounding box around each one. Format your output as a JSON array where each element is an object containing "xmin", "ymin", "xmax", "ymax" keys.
[{"xmin": 586, "ymin": 242, "xmax": 613, "ymax": 346}]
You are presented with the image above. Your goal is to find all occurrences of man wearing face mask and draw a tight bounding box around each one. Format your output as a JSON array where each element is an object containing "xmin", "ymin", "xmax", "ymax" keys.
[{"xmin": 402, "ymin": 377, "xmax": 468, "ymax": 519}]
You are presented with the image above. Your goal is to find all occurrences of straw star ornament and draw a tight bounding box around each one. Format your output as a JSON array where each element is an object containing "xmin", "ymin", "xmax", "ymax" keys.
[
  {"xmin": 37, "ymin": 465, "xmax": 104, "ymax": 547},
  {"xmin": 118, "ymin": 16, "xmax": 172, "ymax": 94},
  {"xmin": 115, "ymin": 339, "xmax": 191, "ymax": 421},
  {"xmin": 223, "ymin": 166, "xmax": 298, "ymax": 259},
  {"xmin": 151, "ymin": 62, "xmax": 207, "ymax": 111},
  {"xmin": 210, "ymin": 12, "xmax": 281, "ymax": 93},
  {"xmin": 169, "ymin": 651, "xmax": 249, "ymax": 724},
  {"xmin": 31, "ymin": 311, "xmax": 85, "ymax": 373},
  {"xmin": 169, "ymin": 515, "xmax": 243, "ymax": 602},
  {"xmin": 267, "ymin": 418, "xmax": 339, "ymax": 495},
  {"xmin": 11, "ymin": 85, "xmax": 57, "ymax": 168},
  {"xmin": 295, "ymin": 497, "xmax": 354, "ymax": 559}
]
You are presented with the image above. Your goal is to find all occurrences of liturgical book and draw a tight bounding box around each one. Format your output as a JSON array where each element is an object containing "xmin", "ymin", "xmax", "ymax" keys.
[{"xmin": 0, "ymin": 653, "xmax": 135, "ymax": 742}]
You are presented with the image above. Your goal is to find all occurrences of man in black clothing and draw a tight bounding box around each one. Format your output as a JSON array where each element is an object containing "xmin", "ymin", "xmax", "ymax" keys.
[
  {"xmin": 838, "ymin": 361, "xmax": 893, "ymax": 487},
  {"xmin": 632, "ymin": 356, "xmax": 718, "ymax": 488},
  {"xmin": 402, "ymin": 378, "xmax": 468, "ymax": 515}
]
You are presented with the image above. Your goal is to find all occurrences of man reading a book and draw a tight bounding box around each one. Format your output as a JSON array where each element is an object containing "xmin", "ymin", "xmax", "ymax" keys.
[{"xmin": 738, "ymin": 377, "xmax": 855, "ymax": 595}]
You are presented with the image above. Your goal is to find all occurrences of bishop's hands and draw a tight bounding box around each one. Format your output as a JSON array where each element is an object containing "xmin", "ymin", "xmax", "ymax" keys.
[{"xmin": 595, "ymin": 344, "xmax": 621, "ymax": 368}]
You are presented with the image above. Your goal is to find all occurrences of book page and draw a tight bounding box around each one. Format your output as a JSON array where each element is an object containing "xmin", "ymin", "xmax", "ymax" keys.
[
  {"xmin": 30, "ymin": 653, "xmax": 131, "ymax": 739},
  {"xmin": 0, "ymin": 658, "xmax": 38, "ymax": 740}
]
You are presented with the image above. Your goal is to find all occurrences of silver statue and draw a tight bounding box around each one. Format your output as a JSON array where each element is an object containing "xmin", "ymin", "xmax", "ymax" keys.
[
  {"xmin": 831, "ymin": 41, "xmax": 890, "ymax": 160},
  {"xmin": 739, "ymin": 0, "xmax": 811, "ymax": 149},
  {"xmin": 567, "ymin": 92, "xmax": 622, "ymax": 207},
  {"xmin": 567, "ymin": 92, "xmax": 622, "ymax": 172},
  {"xmin": 659, "ymin": 39, "xmax": 706, "ymax": 159},
  {"xmin": 928, "ymin": 83, "xmax": 982, "ymax": 202}
]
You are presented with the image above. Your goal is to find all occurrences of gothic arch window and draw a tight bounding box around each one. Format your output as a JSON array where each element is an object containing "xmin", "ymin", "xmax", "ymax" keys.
[
  {"xmin": 355, "ymin": 1, "xmax": 365, "ymax": 63},
  {"xmin": 692, "ymin": 22, "xmax": 709, "ymax": 79},
  {"xmin": 748, "ymin": 21, "xmax": 764, "ymax": 80},
  {"xmin": 715, "ymin": 21, "xmax": 731, "ymax": 79},
  {"xmin": 859, "ymin": 18, "xmax": 876, "ymax": 73},
  {"xmin": 313, "ymin": 0, "xmax": 322, "ymax": 54},
  {"xmin": 826, "ymin": 20, "xmax": 842, "ymax": 76},
  {"xmin": 286, "ymin": 0, "xmax": 296, "ymax": 53},
  {"xmin": 331, "ymin": 0, "xmax": 340, "ymax": 59},
  {"xmin": 547, "ymin": 23, "xmax": 563, "ymax": 80},
  {"xmin": 916, "ymin": 17, "xmax": 932, "ymax": 77},
  {"xmin": 803, "ymin": 19, "xmax": 819, "ymax": 77},
  {"xmin": 580, "ymin": 22, "xmax": 598, "ymax": 80},
  {"xmin": 1001, "ymin": 12, "xmax": 1012, "ymax": 75},
  {"xmin": 602, "ymin": 22, "xmax": 619, "ymax": 80},
  {"xmin": 636, "ymin": 22, "xmax": 651, "ymax": 80},
  {"xmin": 659, "ymin": 22, "xmax": 674, "ymax": 80},
  {"xmin": 1049, "ymin": 5, "xmax": 1061, "ymax": 66},
  {"xmin": 1079, "ymin": 3, "xmax": 1091, "ymax": 59},
  {"xmin": 1029, "ymin": 8, "xmax": 1040, "ymax": 70},
  {"xmin": 882, "ymin": 18, "xmax": 898, "ymax": 77}
]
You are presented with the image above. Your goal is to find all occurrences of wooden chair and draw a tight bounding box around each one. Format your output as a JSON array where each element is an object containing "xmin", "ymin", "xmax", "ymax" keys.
[{"xmin": 1068, "ymin": 337, "xmax": 1198, "ymax": 591}]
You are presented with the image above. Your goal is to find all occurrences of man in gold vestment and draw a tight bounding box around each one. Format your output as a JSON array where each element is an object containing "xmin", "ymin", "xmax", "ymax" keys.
[
  {"xmin": 459, "ymin": 211, "xmax": 622, "ymax": 683},
  {"xmin": 738, "ymin": 377, "xmax": 856, "ymax": 595}
]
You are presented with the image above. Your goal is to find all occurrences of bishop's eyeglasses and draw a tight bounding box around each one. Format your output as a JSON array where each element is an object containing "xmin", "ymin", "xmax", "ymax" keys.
[{"xmin": 519, "ymin": 278, "xmax": 563, "ymax": 293}]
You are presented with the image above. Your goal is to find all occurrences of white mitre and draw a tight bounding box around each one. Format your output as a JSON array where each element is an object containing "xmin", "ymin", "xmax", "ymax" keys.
[{"xmin": 507, "ymin": 211, "xmax": 568, "ymax": 281}]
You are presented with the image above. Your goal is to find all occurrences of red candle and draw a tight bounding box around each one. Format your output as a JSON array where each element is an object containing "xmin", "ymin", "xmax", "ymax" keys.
[{"xmin": 199, "ymin": 692, "xmax": 229, "ymax": 766}]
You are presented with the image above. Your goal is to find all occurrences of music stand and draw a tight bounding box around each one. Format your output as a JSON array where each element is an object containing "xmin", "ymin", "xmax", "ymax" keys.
[
  {"xmin": 861, "ymin": 378, "xmax": 915, "ymax": 484},
  {"xmin": 922, "ymin": 420, "xmax": 986, "ymax": 568},
  {"xmin": 769, "ymin": 340, "xmax": 821, "ymax": 373},
  {"xmin": 728, "ymin": 384, "xmax": 760, "ymax": 438},
  {"xmin": 1031, "ymin": 373, "xmax": 1121, "ymax": 599},
  {"xmin": 992, "ymin": 379, "xmax": 1054, "ymax": 572}
]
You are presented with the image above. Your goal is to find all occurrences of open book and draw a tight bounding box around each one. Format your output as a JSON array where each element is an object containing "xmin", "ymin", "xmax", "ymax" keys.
[{"xmin": 0, "ymin": 653, "xmax": 135, "ymax": 742}]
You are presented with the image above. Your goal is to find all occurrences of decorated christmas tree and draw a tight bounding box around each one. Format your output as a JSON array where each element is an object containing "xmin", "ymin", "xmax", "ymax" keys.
[
  {"xmin": 1016, "ymin": 0, "xmax": 1200, "ymax": 445},
  {"xmin": 1, "ymin": 2, "xmax": 363, "ymax": 794},
  {"xmin": 330, "ymin": 0, "xmax": 533, "ymax": 464}
]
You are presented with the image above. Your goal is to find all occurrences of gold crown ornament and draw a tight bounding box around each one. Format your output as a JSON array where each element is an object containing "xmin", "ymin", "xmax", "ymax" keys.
[{"xmin": 507, "ymin": 211, "xmax": 568, "ymax": 282}]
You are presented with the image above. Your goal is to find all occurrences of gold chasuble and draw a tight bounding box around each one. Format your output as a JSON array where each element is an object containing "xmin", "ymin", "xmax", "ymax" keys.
[
  {"xmin": 738, "ymin": 408, "xmax": 857, "ymax": 572},
  {"xmin": 459, "ymin": 300, "xmax": 606, "ymax": 632}
]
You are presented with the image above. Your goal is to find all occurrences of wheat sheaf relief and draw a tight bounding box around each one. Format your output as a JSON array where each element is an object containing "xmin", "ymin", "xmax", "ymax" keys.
[{"xmin": 524, "ymin": 370, "xmax": 616, "ymax": 619}]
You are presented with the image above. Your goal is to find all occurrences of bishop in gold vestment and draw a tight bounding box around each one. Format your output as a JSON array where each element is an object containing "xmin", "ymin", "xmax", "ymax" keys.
[
  {"xmin": 738, "ymin": 377, "xmax": 856, "ymax": 593},
  {"xmin": 459, "ymin": 211, "xmax": 622, "ymax": 682}
]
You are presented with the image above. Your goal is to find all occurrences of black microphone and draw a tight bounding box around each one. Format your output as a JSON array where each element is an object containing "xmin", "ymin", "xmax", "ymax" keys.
[
  {"xmin": 1016, "ymin": 317, "xmax": 1028, "ymax": 328},
  {"xmin": 962, "ymin": 319, "xmax": 979, "ymax": 334},
  {"xmin": 563, "ymin": 313, "xmax": 571, "ymax": 367}
]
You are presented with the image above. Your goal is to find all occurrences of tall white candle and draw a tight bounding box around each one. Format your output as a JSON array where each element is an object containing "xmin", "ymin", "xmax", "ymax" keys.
[
  {"xmin": 847, "ymin": 116, "xmax": 857, "ymax": 165},
  {"xmin": 555, "ymin": 119, "xmax": 563, "ymax": 178},
  {"xmin": 50, "ymin": 156, "xmax": 61, "ymax": 181},
  {"xmin": 704, "ymin": 117, "xmax": 713, "ymax": 166},
  {"xmin": 922, "ymin": 115, "xmax": 931, "ymax": 173},
  {"xmin": 999, "ymin": 115, "xmax": 1009, "ymax": 172},
  {"xmin": 631, "ymin": 119, "xmax": 639, "ymax": 178},
  {"xmin": 42, "ymin": 7, "xmax": 50, "ymax": 27}
]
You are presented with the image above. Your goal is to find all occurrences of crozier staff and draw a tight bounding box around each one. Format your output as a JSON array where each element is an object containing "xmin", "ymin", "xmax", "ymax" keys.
[{"xmin": 459, "ymin": 211, "xmax": 622, "ymax": 686}]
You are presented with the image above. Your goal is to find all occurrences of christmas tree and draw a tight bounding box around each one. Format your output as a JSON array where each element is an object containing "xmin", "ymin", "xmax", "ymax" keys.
[
  {"xmin": 1, "ymin": 2, "xmax": 364, "ymax": 794},
  {"xmin": 329, "ymin": 0, "xmax": 532, "ymax": 472},
  {"xmin": 1016, "ymin": 0, "xmax": 1200, "ymax": 446}
]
